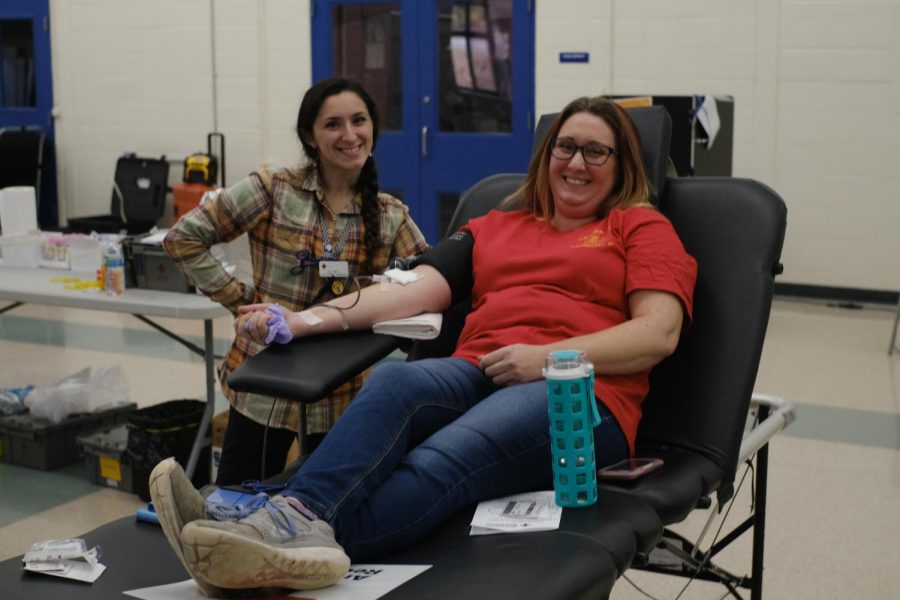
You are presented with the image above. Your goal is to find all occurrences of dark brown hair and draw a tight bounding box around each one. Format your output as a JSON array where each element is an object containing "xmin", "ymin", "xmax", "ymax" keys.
[{"xmin": 296, "ymin": 77, "xmax": 383, "ymax": 273}]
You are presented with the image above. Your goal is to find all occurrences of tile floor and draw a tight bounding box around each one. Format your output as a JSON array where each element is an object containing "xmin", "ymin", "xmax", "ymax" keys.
[{"xmin": 0, "ymin": 297, "xmax": 898, "ymax": 599}]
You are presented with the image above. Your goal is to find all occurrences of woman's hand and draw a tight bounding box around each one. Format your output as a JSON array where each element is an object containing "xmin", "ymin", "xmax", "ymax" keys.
[
  {"xmin": 480, "ymin": 344, "xmax": 549, "ymax": 386},
  {"xmin": 235, "ymin": 303, "xmax": 274, "ymax": 344}
]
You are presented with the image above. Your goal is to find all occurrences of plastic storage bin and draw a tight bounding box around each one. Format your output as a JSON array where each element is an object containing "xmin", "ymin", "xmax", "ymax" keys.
[
  {"xmin": 77, "ymin": 425, "xmax": 135, "ymax": 493},
  {"xmin": 0, "ymin": 403, "xmax": 137, "ymax": 470},
  {"xmin": 127, "ymin": 238, "xmax": 194, "ymax": 293},
  {"xmin": 0, "ymin": 234, "xmax": 42, "ymax": 268}
]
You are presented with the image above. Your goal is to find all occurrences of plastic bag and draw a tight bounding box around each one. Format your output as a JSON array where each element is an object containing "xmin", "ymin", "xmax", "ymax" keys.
[
  {"xmin": 24, "ymin": 367, "xmax": 130, "ymax": 424},
  {"xmin": 0, "ymin": 385, "xmax": 33, "ymax": 416}
]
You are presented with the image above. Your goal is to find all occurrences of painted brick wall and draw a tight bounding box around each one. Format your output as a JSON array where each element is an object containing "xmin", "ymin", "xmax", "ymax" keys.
[
  {"xmin": 50, "ymin": 0, "xmax": 309, "ymax": 226},
  {"xmin": 49, "ymin": 0, "xmax": 899, "ymax": 290},
  {"xmin": 537, "ymin": 0, "xmax": 899, "ymax": 291}
]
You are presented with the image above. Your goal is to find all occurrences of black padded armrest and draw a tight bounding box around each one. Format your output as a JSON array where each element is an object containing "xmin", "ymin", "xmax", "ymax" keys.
[{"xmin": 227, "ymin": 331, "xmax": 403, "ymax": 402}]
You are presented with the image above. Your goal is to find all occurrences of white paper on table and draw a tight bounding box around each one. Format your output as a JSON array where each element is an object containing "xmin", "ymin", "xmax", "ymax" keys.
[
  {"xmin": 372, "ymin": 312, "xmax": 442, "ymax": 340},
  {"xmin": 24, "ymin": 559, "xmax": 106, "ymax": 583},
  {"xmin": 469, "ymin": 490, "xmax": 561, "ymax": 536},
  {"xmin": 124, "ymin": 564, "xmax": 432, "ymax": 600}
]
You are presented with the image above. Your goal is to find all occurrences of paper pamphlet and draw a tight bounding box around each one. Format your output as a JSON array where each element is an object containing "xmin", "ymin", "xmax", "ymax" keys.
[
  {"xmin": 372, "ymin": 312, "xmax": 442, "ymax": 340},
  {"xmin": 125, "ymin": 564, "xmax": 432, "ymax": 600},
  {"xmin": 469, "ymin": 490, "xmax": 561, "ymax": 536}
]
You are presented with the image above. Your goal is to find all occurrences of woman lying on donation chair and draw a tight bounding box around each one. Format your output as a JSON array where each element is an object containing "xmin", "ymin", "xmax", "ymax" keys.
[
  {"xmin": 149, "ymin": 95, "xmax": 698, "ymax": 596},
  {"xmin": 164, "ymin": 77, "xmax": 428, "ymax": 486}
]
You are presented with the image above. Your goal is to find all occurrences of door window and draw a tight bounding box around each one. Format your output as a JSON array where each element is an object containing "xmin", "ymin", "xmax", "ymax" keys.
[
  {"xmin": 314, "ymin": 0, "xmax": 533, "ymax": 242},
  {"xmin": 1, "ymin": 19, "xmax": 36, "ymax": 107},
  {"xmin": 331, "ymin": 4, "xmax": 403, "ymax": 131},
  {"xmin": 439, "ymin": 0, "xmax": 512, "ymax": 133}
]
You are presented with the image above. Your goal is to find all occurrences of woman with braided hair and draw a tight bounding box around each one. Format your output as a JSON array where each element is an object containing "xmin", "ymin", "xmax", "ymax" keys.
[{"xmin": 164, "ymin": 77, "xmax": 428, "ymax": 486}]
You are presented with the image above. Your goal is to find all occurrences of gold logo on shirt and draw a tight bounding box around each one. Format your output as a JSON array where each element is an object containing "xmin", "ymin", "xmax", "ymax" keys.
[{"xmin": 572, "ymin": 227, "xmax": 614, "ymax": 249}]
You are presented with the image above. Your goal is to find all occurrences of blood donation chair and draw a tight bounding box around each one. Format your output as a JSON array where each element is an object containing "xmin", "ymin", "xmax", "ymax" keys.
[
  {"xmin": 224, "ymin": 107, "xmax": 794, "ymax": 599},
  {"xmin": 0, "ymin": 106, "xmax": 793, "ymax": 600}
]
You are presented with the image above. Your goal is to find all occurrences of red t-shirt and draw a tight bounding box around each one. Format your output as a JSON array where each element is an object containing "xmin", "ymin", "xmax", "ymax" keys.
[{"xmin": 452, "ymin": 208, "xmax": 697, "ymax": 454}]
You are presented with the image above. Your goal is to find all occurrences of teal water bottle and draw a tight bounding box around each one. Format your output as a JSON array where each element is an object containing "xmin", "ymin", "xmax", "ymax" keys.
[{"xmin": 545, "ymin": 350, "xmax": 602, "ymax": 508}]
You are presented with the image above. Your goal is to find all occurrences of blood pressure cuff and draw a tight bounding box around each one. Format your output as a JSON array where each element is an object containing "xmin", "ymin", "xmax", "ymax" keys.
[{"xmin": 410, "ymin": 230, "xmax": 474, "ymax": 306}]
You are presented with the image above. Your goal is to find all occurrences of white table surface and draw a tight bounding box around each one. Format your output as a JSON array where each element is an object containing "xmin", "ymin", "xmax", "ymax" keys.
[{"xmin": 0, "ymin": 266, "xmax": 229, "ymax": 319}]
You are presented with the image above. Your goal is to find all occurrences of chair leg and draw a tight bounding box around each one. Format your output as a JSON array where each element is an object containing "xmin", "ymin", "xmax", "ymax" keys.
[
  {"xmin": 751, "ymin": 407, "xmax": 771, "ymax": 600},
  {"xmin": 296, "ymin": 406, "xmax": 307, "ymax": 457},
  {"xmin": 889, "ymin": 299, "xmax": 900, "ymax": 355}
]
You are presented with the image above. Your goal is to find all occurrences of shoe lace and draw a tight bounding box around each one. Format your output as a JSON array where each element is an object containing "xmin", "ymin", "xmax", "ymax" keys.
[
  {"xmin": 206, "ymin": 494, "xmax": 299, "ymax": 537},
  {"xmin": 206, "ymin": 492, "xmax": 269, "ymax": 521},
  {"xmin": 261, "ymin": 498, "xmax": 299, "ymax": 537}
]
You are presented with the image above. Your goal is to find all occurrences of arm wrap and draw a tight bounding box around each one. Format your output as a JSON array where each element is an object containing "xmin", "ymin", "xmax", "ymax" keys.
[{"xmin": 410, "ymin": 230, "xmax": 474, "ymax": 306}]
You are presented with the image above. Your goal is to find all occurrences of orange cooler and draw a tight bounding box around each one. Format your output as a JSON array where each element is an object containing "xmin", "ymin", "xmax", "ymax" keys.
[{"xmin": 173, "ymin": 183, "xmax": 216, "ymax": 221}]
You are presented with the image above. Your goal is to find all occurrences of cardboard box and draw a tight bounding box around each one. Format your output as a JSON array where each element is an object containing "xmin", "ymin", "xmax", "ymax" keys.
[{"xmin": 0, "ymin": 404, "xmax": 136, "ymax": 470}]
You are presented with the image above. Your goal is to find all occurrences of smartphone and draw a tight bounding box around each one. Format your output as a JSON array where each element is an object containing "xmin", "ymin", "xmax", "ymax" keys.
[{"xmin": 597, "ymin": 457, "xmax": 663, "ymax": 480}]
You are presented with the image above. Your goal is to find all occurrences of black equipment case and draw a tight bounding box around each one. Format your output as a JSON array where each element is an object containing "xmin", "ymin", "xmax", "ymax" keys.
[{"xmin": 66, "ymin": 154, "xmax": 169, "ymax": 235}]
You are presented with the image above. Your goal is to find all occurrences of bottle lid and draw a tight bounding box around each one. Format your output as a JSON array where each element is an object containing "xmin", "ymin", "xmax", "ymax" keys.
[{"xmin": 543, "ymin": 350, "xmax": 593, "ymax": 379}]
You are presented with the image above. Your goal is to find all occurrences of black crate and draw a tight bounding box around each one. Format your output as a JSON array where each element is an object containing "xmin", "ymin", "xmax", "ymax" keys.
[
  {"xmin": 0, "ymin": 403, "xmax": 137, "ymax": 470},
  {"xmin": 77, "ymin": 425, "xmax": 135, "ymax": 493},
  {"xmin": 126, "ymin": 399, "xmax": 210, "ymax": 501}
]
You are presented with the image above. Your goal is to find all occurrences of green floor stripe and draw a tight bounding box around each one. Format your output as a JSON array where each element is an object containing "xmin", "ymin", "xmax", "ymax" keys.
[
  {"xmin": 789, "ymin": 403, "xmax": 900, "ymax": 451},
  {"xmin": 0, "ymin": 314, "xmax": 231, "ymax": 361},
  {"xmin": 0, "ymin": 461, "xmax": 100, "ymax": 527}
]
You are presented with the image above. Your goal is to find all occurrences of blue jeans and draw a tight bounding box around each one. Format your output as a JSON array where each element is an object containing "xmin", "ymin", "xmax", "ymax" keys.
[{"xmin": 283, "ymin": 358, "xmax": 628, "ymax": 560}]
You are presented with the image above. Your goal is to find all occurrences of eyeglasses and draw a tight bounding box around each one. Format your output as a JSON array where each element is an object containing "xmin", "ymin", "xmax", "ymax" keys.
[{"xmin": 550, "ymin": 138, "xmax": 617, "ymax": 167}]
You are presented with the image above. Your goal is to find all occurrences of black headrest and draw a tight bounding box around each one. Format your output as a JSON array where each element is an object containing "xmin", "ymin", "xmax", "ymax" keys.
[{"xmin": 532, "ymin": 105, "xmax": 672, "ymax": 202}]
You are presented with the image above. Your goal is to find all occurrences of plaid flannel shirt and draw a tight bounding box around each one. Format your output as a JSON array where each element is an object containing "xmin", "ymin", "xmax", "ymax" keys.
[{"xmin": 164, "ymin": 165, "xmax": 428, "ymax": 433}]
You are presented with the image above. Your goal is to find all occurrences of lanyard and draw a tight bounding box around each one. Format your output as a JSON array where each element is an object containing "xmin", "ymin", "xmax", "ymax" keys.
[{"xmin": 317, "ymin": 209, "xmax": 350, "ymax": 260}]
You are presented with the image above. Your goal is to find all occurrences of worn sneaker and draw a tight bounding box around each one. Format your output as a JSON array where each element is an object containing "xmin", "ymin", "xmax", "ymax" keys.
[
  {"xmin": 180, "ymin": 495, "xmax": 350, "ymax": 591},
  {"xmin": 148, "ymin": 458, "xmax": 225, "ymax": 597}
]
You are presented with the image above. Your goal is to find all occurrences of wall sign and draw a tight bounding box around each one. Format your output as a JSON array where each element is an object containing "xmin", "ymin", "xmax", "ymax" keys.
[{"xmin": 559, "ymin": 52, "xmax": 589, "ymax": 63}]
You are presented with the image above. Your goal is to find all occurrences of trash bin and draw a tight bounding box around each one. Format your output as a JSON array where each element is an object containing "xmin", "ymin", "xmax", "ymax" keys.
[{"xmin": 125, "ymin": 399, "xmax": 209, "ymax": 501}]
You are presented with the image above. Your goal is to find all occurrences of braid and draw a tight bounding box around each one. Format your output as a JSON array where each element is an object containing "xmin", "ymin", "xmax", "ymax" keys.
[{"xmin": 357, "ymin": 155, "xmax": 382, "ymax": 274}]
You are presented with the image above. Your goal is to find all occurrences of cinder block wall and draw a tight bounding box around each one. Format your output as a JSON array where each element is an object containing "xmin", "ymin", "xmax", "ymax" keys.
[
  {"xmin": 50, "ymin": 0, "xmax": 900, "ymax": 291},
  {"xmin": 50, "ymin": 0, "xmax": 309, "ymax": 227}
]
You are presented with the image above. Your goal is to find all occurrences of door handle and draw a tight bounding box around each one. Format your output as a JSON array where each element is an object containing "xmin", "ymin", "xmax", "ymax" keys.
[{"xmin": 421, "ymin": 126, "xmax": 429, "ymax": 157}]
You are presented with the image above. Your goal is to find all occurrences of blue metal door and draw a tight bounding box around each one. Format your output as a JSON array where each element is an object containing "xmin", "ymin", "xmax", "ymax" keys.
[
  {"xmin": 0, "ymin": 0, "xmax": 53, "ymax": 136},
  {"xmin": 0, "ymin": 0, "xmax": 56, "ymax": 227},
  {"xmin": 312, "ymin": 0, "xmax": 534, "ymax": 242}
]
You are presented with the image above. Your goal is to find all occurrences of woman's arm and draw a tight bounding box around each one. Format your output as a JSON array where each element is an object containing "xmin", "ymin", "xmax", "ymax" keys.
[
  {"xmin": 164, "ymin": 176, "xmax": 269, "ymax": 312},
  {"xmin": 236, "ymin": 265, "xmax": 452, "ymax": 344},
  {"xmin": 480, "ymin": 289, "xmax": 685, "ymax": 385}
]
